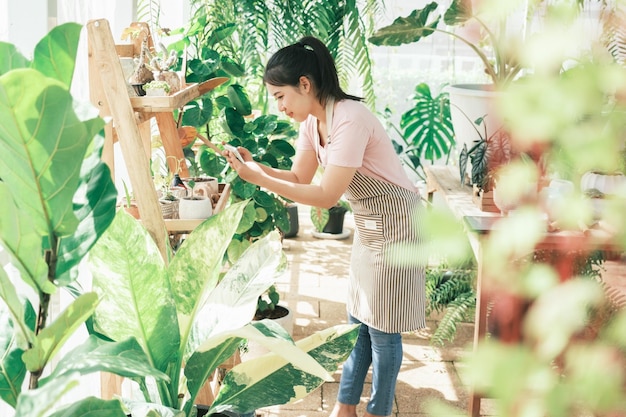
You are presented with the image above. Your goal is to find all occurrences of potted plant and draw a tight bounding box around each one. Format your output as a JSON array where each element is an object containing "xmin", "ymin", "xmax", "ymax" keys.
[
  {"xmin": 144, "ymin": 80, "xmax": 172, "ymax": 96},
  {"xmin": 0, "ymin": 23, "xmax": 164, "ymax": 416},
  {"xmin": 279, "ymin": 201, "xmax": 299, "ymax": 239},
  {"xmin": 243, "ymin": 285, "xmax": 293, "ymax": 360},
  {"xmin": 196, "ymin": 84, "xmax": 298, "ymax": 259},
  {"xmin": 124, "ymin": 24, "xmax": 181, "ymax": 95},
  {"xmin": 310, "ymin": 200, "xmax": 352, "ymax": 238},
  {"xmin": 88, "ymin": 203, "xmax": 359, "ymax": 417},
  {"xmin": 122, "ymin": 179, "xmax": 141, "ymax": 219},
  {"xmin": 368, "ymin": 0, "xmax": 532, "ymax": 178},
  {"xmin": 383, "ymin": 82, "xmax": 455, "ymax": 183}
]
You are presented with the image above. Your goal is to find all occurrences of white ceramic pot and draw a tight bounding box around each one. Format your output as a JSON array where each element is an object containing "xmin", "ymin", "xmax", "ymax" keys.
[
  {"xmin": 580, "ymin": 171, "xmax": 626, "ymax": 196},
  {"xmin": 178, "ymin": 196, "xmax": 213, "ymax": 219},
  {"xmin": 447, "ymin": 83, "xmax": 503, "ymax": 156}
]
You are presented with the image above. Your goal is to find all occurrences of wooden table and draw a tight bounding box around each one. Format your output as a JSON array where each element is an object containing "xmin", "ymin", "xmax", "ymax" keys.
[{"xmin": 425, "ymin": 165, "xmax": 618, "ymax": 417}]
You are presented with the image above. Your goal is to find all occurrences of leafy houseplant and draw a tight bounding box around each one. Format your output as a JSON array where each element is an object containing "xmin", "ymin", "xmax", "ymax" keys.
[
  {"xmin": 0, "ymin": 23, "xmax": 163, "ymax": 416},
  {"xmin": 254, "ymin": 285, "xmax": 288, "ymax": 321},
  {"xmin": 310, "ymin": 200, "xmax": 352, "ymax": 235},
  {"xmin": 458, "ymin": 117, "xmax": 517, "ymax": 192},
  {"xmin": 384, "ymin": 82, "xmax": 455, "ymax": 182},
  {"xmin": 89, "ymin": 203, "xmax": 359, "ymax": 416},
  {"xmin": 198, "ymin": 83, "xmax": 298, "ymax": 260},
  {"xmin": 368, "ymin": 0, "xmax": 525, "ymax": 88}
]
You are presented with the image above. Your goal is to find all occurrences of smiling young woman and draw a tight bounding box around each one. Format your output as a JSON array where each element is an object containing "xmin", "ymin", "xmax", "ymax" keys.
[{"xmin": 223, "ymin": 36, "xmax": 427, "ymax": 417}]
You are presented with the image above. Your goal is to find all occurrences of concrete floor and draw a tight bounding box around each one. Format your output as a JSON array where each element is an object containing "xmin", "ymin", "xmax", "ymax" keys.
[
  {"xmin": 252, "ymin": 207, "xmax": 487, "ymax": 417},
  {"xmin": 250, "ymin": 206, "xmax": 626, "ymax": 417}
]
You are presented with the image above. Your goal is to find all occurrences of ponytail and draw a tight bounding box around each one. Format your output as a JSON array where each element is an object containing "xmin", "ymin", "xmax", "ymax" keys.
[{"xmin": 263, "ymin": 36, "xmax": 362, "ymax": 105}]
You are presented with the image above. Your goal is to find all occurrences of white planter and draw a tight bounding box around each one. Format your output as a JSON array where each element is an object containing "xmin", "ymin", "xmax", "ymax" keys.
[
  {"xmin": 178, "ymin": 196, "xmax": 213, "ymax": 219},
  {"xmin": 447, "ymin": 83, "xmax": 503, "ymax": 156},
  {"xmin": 580, "ymin": 171, "xmax": 626, "ymax": 196}
]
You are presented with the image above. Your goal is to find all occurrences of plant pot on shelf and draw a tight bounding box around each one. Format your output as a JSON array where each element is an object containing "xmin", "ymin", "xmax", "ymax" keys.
[
  {"xmin": 159, "ymin": 198, "xmax": 178, "ymax": 219},
  {"xmin": 130, "ymin": 83, "xmax": 146, "ymax": 96},
  {"xmin": 123, "ymin": 203, "xmax": 140, "ymax": 219},
  {"xmin": 184, "ymin": 177, "xmax": 220, "ymax": 198},
  {"xmin": 178, "ymin": 196, "xmax": 213, "ymax": 220}
]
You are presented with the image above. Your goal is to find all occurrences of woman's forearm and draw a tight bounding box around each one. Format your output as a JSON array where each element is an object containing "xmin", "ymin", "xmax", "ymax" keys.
[{"xmin": 256, "ymin": 163, "xmax": 303, "ymax": 183}]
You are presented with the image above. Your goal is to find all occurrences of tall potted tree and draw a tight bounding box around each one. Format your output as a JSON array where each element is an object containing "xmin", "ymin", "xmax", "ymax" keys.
[{"xmin": 368, "ymin": 0, "xmax": 539, "ymax": 185}]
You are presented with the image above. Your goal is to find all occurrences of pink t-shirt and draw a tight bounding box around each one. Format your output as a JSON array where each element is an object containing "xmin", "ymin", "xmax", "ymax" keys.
[{"xmin": 298, "ymin": 99, "xmax": 418, "ymax": 193}]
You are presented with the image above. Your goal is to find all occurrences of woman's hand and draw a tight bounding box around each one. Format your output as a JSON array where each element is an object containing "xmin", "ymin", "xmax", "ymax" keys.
[
  {"xmin": 223, "ymin": 144, "xmax": 252, "ymax": 162},
  {"xmin": 222, "ymin": 145, "xmax": 263, "ymax": 184}
]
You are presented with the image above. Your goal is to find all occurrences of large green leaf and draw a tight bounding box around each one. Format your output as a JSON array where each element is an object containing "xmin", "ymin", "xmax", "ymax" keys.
[
  {"xmin": 122, "ymin": 400, "xmax": 184, "ymax": 417},
  {"xmin": 0, "ymin": 42, "xmax": 29, "ymax": 75},
  {"xmin": 56, "ymin": 132, "xmax": 117, "ymax": 285},
  {"xmin": 186, "ymin": 231, "xmax": 286, "ymax": 356},
  {"xmin": 22, "ymin": 292, "xmax": 99, "ymax": 373},
  {"xmin": 0, "ymin": 182, "xmax": 53, "ymax": 298},
  {"xmin": 209, "ymin": 324, "xmax": 359, "ymax": 415},
  {"xmin": 31, "ymin": 22, "xmax": 82, "ymax": 88},
  {"xmin": 310, "ymin": 206, "xmax": 330, "ymax": 232},
  {"xmin": 0, "ymin": 68, "xmax": 104, "ymax": 237},
  {"xmin": 227, "ymin": 84, "xmax": 252, "ymax": 116},
  {"xmin": 168, "ymin": 201, "xmax": 248, "ymax": 326},
  {"xmin": 186, "ymin": 320, "xmax": 334, "ymax": 415},
  {"xmin": 400, "ymin": 83, "xmax": 455, "ymax": 162},
  {"xmin": 0, "ymin": 299, "xmax": 35, "ymax": 407},
  {"xmin": 223, "ymin": 107, "xmax": 246, "ymax": 137},
  {"xmin": 90, "ymin": 210, "xmax": 180, "ymax": 373},
  {"xmin": 41, "ymin": 335, "xmax": 168, "ymax": 385},
  {"xmin": 14, "ymin": 373, "xmax": 80, "ymax": 417},
  {"xmin": 47, "ymin": 397, "xmax": 126, "ymax": 417},
  {"xmin": 368, "ymin": 3, "xmax": 440, "ymax": 46},
  {"xmin": 442, "ymin": 0, "xmax": 474, "ymax": 26}
]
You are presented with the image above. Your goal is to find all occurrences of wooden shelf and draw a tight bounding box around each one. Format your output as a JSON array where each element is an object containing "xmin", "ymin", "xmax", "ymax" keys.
[
  {"xmin": 164, "ymin": 184, "xmax": 231, "ymax": 233},
  {"xmin": 129, "ymin": 78, "xmax": 227, "ymax": 111}
]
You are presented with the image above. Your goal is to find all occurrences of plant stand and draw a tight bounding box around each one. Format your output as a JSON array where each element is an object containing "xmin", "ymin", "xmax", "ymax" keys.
[{"xmin": 87, "ymin": 18, "xmax": 231, "ymax": 403}]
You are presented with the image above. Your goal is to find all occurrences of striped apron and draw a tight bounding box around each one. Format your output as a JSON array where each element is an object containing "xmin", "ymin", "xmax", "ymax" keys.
[
  {"xmin": 321, "ymin": 99, "xmax": 426, "ymax": 333},
  {"xmin": 344, "ymin": 171, "xmax": 426, "ymax": 333}
]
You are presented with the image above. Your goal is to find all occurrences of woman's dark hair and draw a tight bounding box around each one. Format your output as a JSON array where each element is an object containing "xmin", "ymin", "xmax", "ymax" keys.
[{"xmin": 263, "ymin": 36, "xmax": 363, "ymax": 105}]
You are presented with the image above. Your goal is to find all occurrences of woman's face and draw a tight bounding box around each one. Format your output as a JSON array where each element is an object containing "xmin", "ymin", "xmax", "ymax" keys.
[{"xmin": 266, "ymin": 77, "xmax": 315, "ymax": 123}]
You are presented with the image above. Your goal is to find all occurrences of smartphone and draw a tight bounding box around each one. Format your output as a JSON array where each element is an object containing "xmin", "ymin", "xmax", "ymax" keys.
[{"xmin": 223, "ymin": 144, "xmax": 245, "ymax": 163}]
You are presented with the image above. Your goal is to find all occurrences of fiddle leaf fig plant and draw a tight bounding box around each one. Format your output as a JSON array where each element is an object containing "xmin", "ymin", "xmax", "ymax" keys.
[{"xmin": 0, "ymin": 23, "xmax": 163, "ymax": 416}]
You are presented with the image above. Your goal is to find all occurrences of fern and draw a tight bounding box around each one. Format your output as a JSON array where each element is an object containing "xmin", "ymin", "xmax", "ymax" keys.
[
  {"xmin": 430, "ymin": 292, "xmax": 476, "ymax": 347},
  {"xmin": 136, "ymin": 0, "xmax": 161, "ymax": 29},
  {"xmin": 425, "ymin": 265, "xmax": 476, "ymax": 346},
  {"xmin": 601, "ymin": 2, "xmax": 626, "ymax": 67}
]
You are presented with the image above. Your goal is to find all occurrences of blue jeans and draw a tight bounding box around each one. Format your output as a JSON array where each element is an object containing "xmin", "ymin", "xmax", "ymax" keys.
[{"xmin": 337, "ymin": 315, "xmax": 403, "ymax": 416}]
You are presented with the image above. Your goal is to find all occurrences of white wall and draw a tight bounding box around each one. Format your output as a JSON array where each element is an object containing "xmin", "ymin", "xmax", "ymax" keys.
[{"xmin": 0, "ymin": 0, "xmax": 49, "ymax": 57}]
